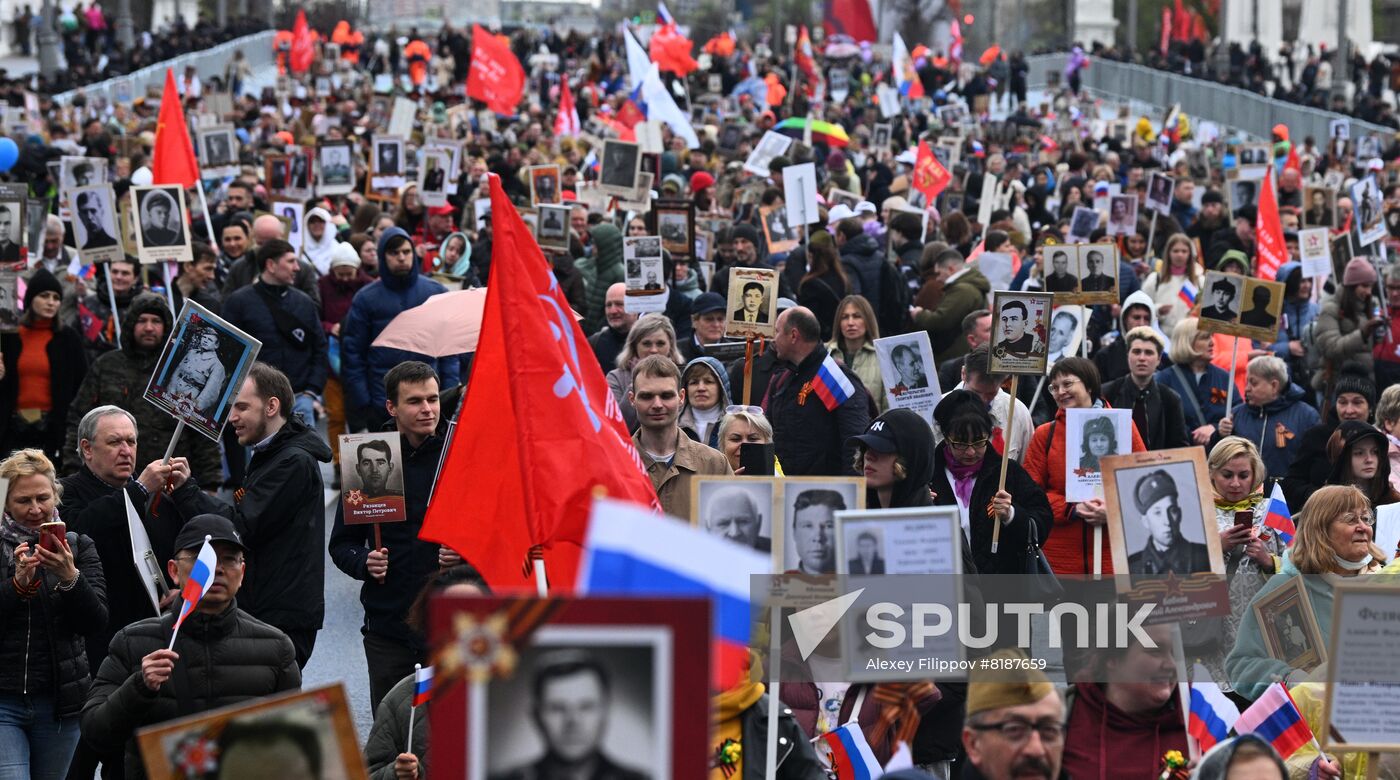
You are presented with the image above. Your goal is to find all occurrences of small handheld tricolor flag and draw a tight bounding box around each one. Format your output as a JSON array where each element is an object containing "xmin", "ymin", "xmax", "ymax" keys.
[
  {"xmin": 1233, "ymin": 682, "xmax": 1315, "ymax": 759},
  {"xmin": 412, "ymin": 664, "xmax": 434, "ymax": 706},
  {"xmin": 1178, "ymin": 279, "xmax": 1198, "ymax": 307},
  {"xmin": 811, "ymin": 354, "xmax": 856, "ymax": 411},
  {"xmin": 169, "ymin": 535, "xmax": 216, "ymax": 650},
  {"xmin": 1264, "ymin": 483, "xmax": 1295, "ymax": 546},
  {"xmin": 1188, "ymin": 663, "xmax": 1240, "ymax": 752},
  {"xmin": 819, "ymin": 723, "xmax": 883, "ymax": 780}
]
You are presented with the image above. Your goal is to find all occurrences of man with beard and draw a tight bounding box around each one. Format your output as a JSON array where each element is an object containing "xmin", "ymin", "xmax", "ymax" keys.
[
  {"xmin": 1187, "ymin": 190, "xmax": 1228, "ymax": 244},
  {"xmin": 63, "ymin": 292, "xmax": 225, "ymax": 486}
]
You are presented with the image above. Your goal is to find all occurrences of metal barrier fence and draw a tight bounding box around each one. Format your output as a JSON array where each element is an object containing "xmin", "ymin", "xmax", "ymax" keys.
[
  {"xmin": 54, "ymin": 30, "xmax": 278, "ymax": 105},
  {"xmin": 1024, "ymin": 53, "xmax": 1396, "ymax": 143}
]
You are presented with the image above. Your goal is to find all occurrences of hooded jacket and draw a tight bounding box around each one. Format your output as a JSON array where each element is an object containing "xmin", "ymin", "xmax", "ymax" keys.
[
  {"xmin": 62, "ymin": 293, "xmax": 224, "ymax": 486},
  {"xmin": 678, "ymin": 356, "xmax": 732, "ymax": 448},
  {"xmin": 1062, "ymin": 681, "xmax": 1189, "ymax": 780},
  {"xmin": 300, "ymin": 206, "xmax": 340, "ymax": 275},
  {"xmin": 575, "ymin": 223, "xmax": 624, "ymax": 335},
  {"xmin": 915, "ymin": 266, "xmax": 990, "ymax": 364},
  {"xmin": 1325, "ymin": 420, "xmax": 1399, "ymax": 507},
  {"xmin": 1094, "ymin": 289, "xmax": 1160, "ymax": 385},
  {"xmin": 1193, "ymin": 735, "xmax": 1289, "ymax": 780},
  {"xmin": 175, "ymin": 417, "xmax": 333, "ymax": 634},
  {"xmin": 341, "ymin": 227, "xmax": 460, "ymax": 413},
  {"xmin": 65, "ymin": 268, "xmax": 146, "ymax": 362},
  {"xmin": 1227, "ymin": 382, "xmax": 1320, "ymax": 481},
  {"xmin": 1272, "ymin": 262, "xmax": 1318, "ymax": 368}
]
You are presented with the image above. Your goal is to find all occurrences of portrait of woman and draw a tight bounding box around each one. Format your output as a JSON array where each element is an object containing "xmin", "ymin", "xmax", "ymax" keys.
[{"xmin": 1079, "ymin": 414, "xmax": 1118, "ymax": 471}]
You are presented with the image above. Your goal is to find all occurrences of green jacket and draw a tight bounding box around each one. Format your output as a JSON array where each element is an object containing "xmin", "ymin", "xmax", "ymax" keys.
[
  {"xmin": 1225, "ymin": 552, "xmax": 1336, "ymax": 700},
  {"xmin": 914, "ymin": 267, "xmax": 990, "ymax": 364},
  {"xmin": 366, "ymin": 672, "xmax": 429, "ymax": 779},
  {"xmin": 575, "ymin": 223, "xmax": 625, "ymax": 335}
]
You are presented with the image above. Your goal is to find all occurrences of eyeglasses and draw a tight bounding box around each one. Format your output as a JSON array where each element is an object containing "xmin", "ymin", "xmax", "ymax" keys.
[
  {"xmin": 1048, "ymin": 377, "xmax": 1082, "ymax": 395},
  {"xmin": 969, "ymin": 718, "xmax": 1065, "ymax": 745},
  {"xmin": 1335, "ymin": 512, "xmax": 1376, "ymax": 528},
  {"xmin": 726, "ymin": 405, "xmax": 764, "ymax": 416},
  {"xmin": 946, "ymin": 437, "xmax": 990, "ymax": 451}
]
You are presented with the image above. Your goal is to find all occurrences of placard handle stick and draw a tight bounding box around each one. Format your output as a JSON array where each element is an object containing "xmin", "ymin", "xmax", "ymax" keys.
[
  {"xmin": 1146, "ymin": 210, "xmax": 1159, "ymax": 261},
  {"xmin": 992, "ymin": 374, "xmax": 1018, "ymax": 553},
  {"xmin": 406, "ymin": 663, "xmax": 421, "ymax": 754},
  {"xmin": 161, "ymin": 261, "xmax": 177, "ymax": 316},
  {"xmin": 1093, "ymin": 526, "xmax": 1103, "ymax": 579},
  {"xmin": 1225, "ymin": 336, "xmax": 1240, "ymax": 417},
  {"xmin": 743, "ymin": 336, "xmax": 756, "ymax": 406},
  {"xmin": 1170, "ymin": 625, "xmax": 1199, "ymax": 763},
  {"xmin": 764, "ymin": 603, "xmax": 781, "ymax": 780},
  {"xmin": 373, "ymin": 522, "xmax": 383, "ymax": 553},
  {"xmin": 161, "ymin": 420, "xmax": 185, "ymax": 464},
  {"xmin": 533, "ymin": 558, "xmax": 548, "ymax": 597},
  {"xmin": 1366, "ymin": 751, "xmax": 1380, "ymax": 780},
  {"xmin": 104, "ymin": 263, "xmax": 123, "ymax": 350}
]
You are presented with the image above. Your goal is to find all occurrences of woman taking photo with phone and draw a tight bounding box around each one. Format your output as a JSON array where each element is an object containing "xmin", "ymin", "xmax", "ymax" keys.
[{"xmin": 0, "ymin": 449, "xmax": 107, "ymax": 778}]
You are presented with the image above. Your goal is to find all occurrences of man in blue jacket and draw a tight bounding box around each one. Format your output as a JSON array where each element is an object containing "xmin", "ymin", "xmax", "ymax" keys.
[
  {"xmin": 222, "ymin": 239, "xmax": 327, "ymax": 428},
  {"xmin": 342, "ymin": 227, "xmax": 460, "ymax": 431}
]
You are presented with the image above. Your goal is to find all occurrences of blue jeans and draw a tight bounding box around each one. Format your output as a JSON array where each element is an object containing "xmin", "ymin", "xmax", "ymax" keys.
[
  {"xmin": 0, "ymin": 693, "xmax": 82, "ymax": 780},
  {"xmin": 293, "ymin": 393, "xmax": 318, "ymax": 428}
]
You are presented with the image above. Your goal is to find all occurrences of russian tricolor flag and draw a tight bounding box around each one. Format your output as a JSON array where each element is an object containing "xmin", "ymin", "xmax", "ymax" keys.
[
  {"xmin": 812, "ymin": 354, "xmax": 856, "ymax": 411},
  {"xmin": 820, "ymin": 724, "xmax": 883, "ymax": 780},
  {"xmin": 1264, "ymin": 483, "xmax": 1295, "ymax": 546},
  {"xmin": 175, "ymin": 537, "xmax": 217, "ymax": 632},
  {"xmin": 1188, "ymin": 663, "xmax": 1239, "ymax": 751},
  {"xmin": 412, "ymin": 665, "xmax": 434, "ymax": 707},
  {"xmin": 656, "ymin": 0, "xmax": 674, "ymax": 25},
  {"xmin": 1179, "ymin": 279, "xmax": 1198, "ymax": 307},
  {"xmin": 1234, "ymin": 682, "xmax": 1315, "ymax": 759},
  {"xmin": 578, "ymin": 497, "xmax": 769, "ymax": 689}
]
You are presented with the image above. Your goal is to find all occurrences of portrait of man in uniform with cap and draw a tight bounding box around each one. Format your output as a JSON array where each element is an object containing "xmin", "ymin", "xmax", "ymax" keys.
[
  {"xmin": 993, "ymin": 300, "xmax": 1039, "ymax": 359},
  {"xmin": 1126, "ymin": 469, "xmax": 1211, "ymax": 576},
  {"xmin": 1199, "ymin": 275, "xmax": 1239, "ymax": 322}
]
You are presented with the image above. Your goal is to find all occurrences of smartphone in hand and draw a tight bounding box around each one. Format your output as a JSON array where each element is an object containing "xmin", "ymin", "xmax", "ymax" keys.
[
  {"xmin": 739, "ymin": 443, "xmax": 775, "ymax": 476},
  {"xmin": 39, "ymin": 521, "xmax": 65, "ymax": 554}
]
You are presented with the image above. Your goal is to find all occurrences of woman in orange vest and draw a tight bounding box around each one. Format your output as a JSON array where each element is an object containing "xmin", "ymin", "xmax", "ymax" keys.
[{"xmin": 405, "ymin": 39, "xmax": 432, "ymax": 88}]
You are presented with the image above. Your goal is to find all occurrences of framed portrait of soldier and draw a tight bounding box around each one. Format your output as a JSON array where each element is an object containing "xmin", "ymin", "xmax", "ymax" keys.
[
  {"xmin": 1228, "ymin": 178, "xmax": 1259, "ymax": 214},
  {"xmin": 1045, "ymin": 305, "xmax": 1085, "ymax": 368},
  {"xmin": 1303, "ymin": 187, "xmax": 1337, "ymax": 228},
  {"xmin": 1102, "ymin": 447, "xmax": 1227, "ymax": 623},
  {"xmin": 989, "ymin": 291, "xmax": 1053, "ymax": 375},
  {"xmin": 690, "ymin": 476, "xmax": 777, "ymax": 553},
  {"xmin": 1145, "ymin": 173, "xmax": 1174, "ymax": 216},
  {"xmin": 623, "ymin": 236, "xmax": 667, "ymax": 314},
  {"xmin": 1066, "ymin": 206, "xmax": 1099, "ymax": 243},
  {"xmin": 71, "ymin": 185, "xmax": 123, "ymax": 264},
  {"xmin": 534, "ymin": 204, "xmax": 571, "ymax": 253},
  {"xmin": 1251, "ymin": 575, "xmax": 1326, "ymax": 673},
  {"xmin": 654, "ymin": 200, "xmax": 695, "ymax": 260},
  {"xmin": 338, "ymin": 432, "xmax": 407, "ymax": 525},
  {"xmin": 370, "ymin": 135, "xmax": 405, "ymax": 190},
  {"xmin": 771, "ymin": 477, "xmax": 866, "ymax": 576},
  {"xmin": 1191, "ymin": 271, "xmax": 1245, "ymax": 334},
  {"xmin": 316, "ymin": 140, "xmax": 355, "ymax": 196},
  {"xmin": 759, "ymin": 204, "xmax": 798, "ymax": 254},
  {"xmin": 528, "ymin": 164, "xmax": 561, "ymax": 206},
  {"xmin": 874, "ymin": 331, "xmax": 941, "ymax": 427},
  {"xmin": 418, "ymin": 148, "xmax": 452, "ymax": 208},
  {"xmin": 599, "ymin": 139, "xmax": 642, "ymax": 196},
  {"xmin": 1073, "ymin": 243, "xmax": 1119, "ymax": 304},
  {"xmin": 1351, "ymin": 177, "xmax": 1387, "ymax": 247},
  {"xmin": 1064, "ymin": 408, "xmax": 1133, "ymax": 502},
  {"xmin": 0, "ymin": 198, "xmax": 24, "ymax": 265},
  {"xmin": 0, "ymin": 271, "xmax": 18, "ymax": 332},
  {"xmin": 428, "ymin": 596, "xmax": 710, "ymax": 780},
  {"xmin": 136, "ymin": 684, "xmax": 367, "ymax": 780},
  {"xmin": 59, "ymin": 155, "xmax": 106, "ymax": 199},
  {"xmin": 724, "ymin": 267, "xmax": 778, "ymax": 340},
  {"xmin": 130, "ymin": 185, "xmax": 193, "ymax": 264},
  {"xmin": 264, "ymin": 154, "xmax": 290, "ymax": 198},
  {"xmin": 1234, "ymin": 278, "xmax": 1285, "ymax": 341},
  {"xmin": 144, "ymin": 301, "xmax": 262, "ymax": 442},
  {"xmin": 1106, "ymin": 194, "xmax": 1138, "ymax": 236},
  {"xmin": 198, "ymin": 125, "xmax": 238, "ymax": 176}
]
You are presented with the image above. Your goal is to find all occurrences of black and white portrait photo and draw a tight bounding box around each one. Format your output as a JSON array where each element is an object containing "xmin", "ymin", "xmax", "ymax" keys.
[
  {"xmin": 760, "ymin": 205, "xmax": 797, "ymax": 253},
  {"xmin": 317, "ymin": 141, "xmax": 354, "ymax": 195},
  {"xmin": 485, "ymin": 633, "xmax": 665, "ymax": 780},
  {"xmin": 1146, "ymin": 172, "xmax": 1175, "ymax": 215},
  {"xmin": 1064, "ymin": 408, "xmax": 1132, "ymax": 502},
  {"xmin": 1196, "ymin": 272, "xmax": 1242, "ymax": 324},
  {"xmin": 691, "ymin": 477, "xmax": 774, "ymax": 552},
  {"xmin": 72, "ymin": 185, "xmax": 123, "ymax": 264},
  {"xmin": 874, "ymin": 331, "xmax": 941, "ymax": 425},
  {"xmin": 1046, "ymin": 306, "xmax": 1084, "ymax": 367},
  {"xmin": 374, "ymin": 136, "xmax": 403, "ymax": 176},
  {"xmin": 1106, "ymin": 195, "xmax": 1138, "ymax": 235},
  {"xmin": 131, "ymin": 185, "xmax": 193, "ymax": 263},
  {"xmin": 338, "ymin": 432, "xmax": 408, "ymax": 525},
  {"xmin": 871, "ymin": 123, "xmax": 892, "ymax": 157},
  {"xmin": 529, "ymin": 165, "xmax": 561, "ymax": 206},
  {"xmin": 724, "ymin": 267, "xmax": 778, "ymax": 340},
  {"xmin": 1043, "ymin": 247, "xmax": 1078, "ymax": 293},
  {"xmin": 1229, "ymin": 179, "xmax": 1259, "ymax": 213},
  {"xmin": 418, "ymin": 149, "xmax": 452, "ymax": 208},
  {"xmin": 1068, "ymin": 206, "xmax": 1098, "ymax": 242},
  {"xmin": 1103, "ymin": 449, "xmax": 1224, "ymax": 590},
  {"xmin": 144, "ymin": 302, "xmax": 261, "ymax": 442},
  {"xmin": 1077, "ymin": 245, "xmax": 1117, "ymax": 295},
  {"xmin": 846, "ymin": 528, "xmax": 885, "ymax": 574},
  {"xmin": 1351, "ymin": 177, "xmax": 1387, "ymax": 246},
  {"xmin": 775, "ymin": 479, "xmax": 863, "ymax": 576},
  {"xmin": 742, "ymin": 130, "xmax": 793, "ymax": 177},
  {"xmin": 60, "ymin": 155, "xmax": 105, "ymax": 197},
  {"xmin": 0, "ymin": 201, "xmax": 22, "ymax": 263},
  {"xmin": 0, "ymin": 271, "xmax": 18, "ymax": 332},
  {"xmin": 287, "ymin": 150, "xmax": 312, "ymax": 193},
  {"xmin": 600, "ymin": 140, "xmax": 642, "ymax": 194},
  {"xmin": 200, "ymin": 127, "xmax": 236, "ymax": 168},
  {"xmin": 1304, "ymin": 187, "xmax": 1336, "ymax": 228},
  {"xmin": 534, "ymin": 204, "xmax": 571, "ymax": 252},
  {"xmin": 989, "ymin": 291, "xmax": 1053, "ymax": 375}
]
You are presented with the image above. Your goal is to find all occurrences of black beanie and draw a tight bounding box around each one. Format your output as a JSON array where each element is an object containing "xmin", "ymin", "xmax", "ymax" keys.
[
  {"xmin": 1333, "ymin": 370, "xmax": 1376, "ymax": 409},
  {"xmin": 23, "ymin": 267, "xmax": 63, "ymax": 310}
]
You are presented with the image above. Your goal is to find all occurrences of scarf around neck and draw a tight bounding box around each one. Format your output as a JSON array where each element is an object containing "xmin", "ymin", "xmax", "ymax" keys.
[{"xmin": 947, "ymin": 458, "xmax": 981, "ymax": 508}]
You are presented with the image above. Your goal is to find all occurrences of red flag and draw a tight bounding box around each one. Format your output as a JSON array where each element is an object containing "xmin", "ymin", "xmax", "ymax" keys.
[
  {"xmin": 1160, "ymin": 8, "xmax": 1172, "ymax": 55},
  {"xmin": 554, "ymin": 75, "xmax": 579, "ymax": 137},
  {"xmin": 1256, "ymin": 169, "xmax": 1288, "ymax": 280},
  {"xmin": 467, "ymin": 24, "xmax": 526, "ymax": 115},
  {"xmin": 912, "ymin": 140, "xmax": 952, "ymax": 201},
  {"xmin": 289, "ymin": 9, "xmax": 314, "ymax": 75},
  {"xmin": 650, "ymin": 23, "xmax": 698, "ymax": 76},
  {"xmin": 795, "ymin": 26, "xmax": 819, "ymax": 83},
  {"xmin": 822, "ymin": 0, "xmax": 877, "ymax": 42},
  {"xmin": 1284, "ymin": 143, "xmax": 1301, "ymax": 174},
  {"xmin": 418, "ymin": 174, "xmax": 662, "ymax": 593},
  {"xmin": 151, "ymin": 69, "xmax": 200, "ymax": 188}
]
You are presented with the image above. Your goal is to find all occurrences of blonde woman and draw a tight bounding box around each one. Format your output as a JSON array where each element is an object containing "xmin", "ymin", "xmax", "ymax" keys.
[
  {"xmin": 1227, "ymin": 485, "xmax": 1387, "ymax": 699},
  {"xmin": 826, "ymin": 295, "xmax": 886, "ymax": 412},
  {"xmin": 1140, "ymin": 233, "xmax": 1202, "ymax": 335}
]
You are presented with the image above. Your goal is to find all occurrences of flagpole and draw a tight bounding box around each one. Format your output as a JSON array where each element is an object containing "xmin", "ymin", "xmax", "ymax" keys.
[
  {"xmin": 103, "ymin": 263, "xmax": 123, "ymax": 349},
  {"xmin": 533, "ymin": 558, "xmax": 547, "ymax": 597},
  {"xmin": 764, "ymin": 603, "xmax": 781, "ymax": 780},
  {"xmin": 406, "ymin": 663, "xmax": 421, "ymax": 755},
  {"xmin": 992, "ymin": 375, "xmax": 1018, "ymax": 553},
  {"xmin": 1170, "ymin": 624, "xmax": 1200, "ymax": 763}
]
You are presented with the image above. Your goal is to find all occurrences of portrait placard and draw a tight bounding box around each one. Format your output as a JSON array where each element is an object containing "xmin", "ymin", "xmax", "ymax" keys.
[
  {"xmin": 0, "ymin": 271, "xmax": 17, "ymax": 332},
  {"xmin": 1106, "ymin": 194, "xmax": 1138, "ymax": 236},
  {"xmin": 533, "ymin": 204, "xmax": 571, "ymax": 252},
  {"xmin": 0, "ymin": 197, "xmax": 24, "ymax": 265},
  {"xmin": 758, "ymin": 204, "xmax": 797, "ymax": 254},
  {"xmin": 428, "ymin": 596, "xmax": 711, "ymax": 780},
  {"xmin": 1045, "ymin": 304, "xmax": 1085, "ymax": 368},
  {"xmin": 25, "ymin": 197, "xmax": 46, "ymax": 257},
  {"xmin": 271, "ymin": 199, "xmax": 305, "ymax": 251},
  {"xmin": 528, "ymin": 164, "xmax": 562, "ymax": 206},
  {"xmin": 1298, "ymin": 227, "xmax": 1332, "ymax": 280},
  {"xmin": 1064, "ymin": 408, "xmax": 1133, "ymax": 502},
  {"xmin": 338, "ymin": 432, "xmax": 408, "ymax": 525},
  {"xmin": 1228, "ymin": 178, "xmax": 1259, "ymax": 213},
  {"xmin": 654, "ymin": 200, "xmax": 695, "ymax": 260},
  {"xmin": 1191, "ymin": 271, "xmax": 1245, "ymax": 333},
  {"xmin": 876, "ymin": 83, "xmax": 901, "ymax": 118},
  {"xmin": 771, "ymin": 477, "xmax": 866, "ymax": 576},
  {"xmin": 724, "ymin": 267, "xmax": 778, "ymax": 340},
  {"xmin": 1321, "ymin": 582, "xmax": 1400, "ymax": 753},
  {"xmin": 989, "ymin": 291, "xmax": 1053, "ymax": 375},
  {"xmin": 1233, "ymin": 278, "xmax": 1286, "ymax": 342},
  {"xmin": 616, "ymin": 172, "xmax": 654, "ymax": 213},
  {"xmin": 742, "ymin": 131, "xmax": 793, "ymax": 177},
  {"xmin": 1303, "ymin": 186, "xmax": 1337, "ymax": 229},
  {"xmin": 1071, "ymin": 243, "xmax": 1119, "ymax": 305},
  {"xmin": 1251, "ymin": 575, "xmax": 1326, "ymax": 672},
  {"xmin": 130, "ymin": 185, "xmax": 193, "ymax": 264},
  {"xmin": 197, "ymin": 124, "xmax": 238, "ymax": 177},
  {"xmin": 59, "ymin": 155, "xmax": 107, "ymax": 219},
  {"xmin": 71, "ymin": 185, "xmax": 123, "ymax": 264},
  {"xmin": 422, "ymin": 140, "xmax": 463, "ymax": 195},
  {"xmin": 1351, "ymin": 177, "xmax": 1387, "ymax": 247},
  {"xmin": 1067, "ymin": 206, "xmax": 1099, "ymax": 243},
  {"xmin": 263, "ymin": 153, "xmax": 289, "ymax": 198},
  {"xmin": 1102, "ymin": 447, "xmax": 1228, "ymax": 623},
  {"xmin": 418, "ymin": 148, "xmax": 452, "ymax": 208},
  {"xmin": 781, "ymin": 162, "xmax": 820, "ymax": 229},
  {"xmin": 1042, "ymin": 243, "xmax": 1079, "ymax": 295},
  {"xmin": 1145, "ymin": 172, "xmax": 1175, "ymax": 216},
  {"xmin": 282, "ymin": 147, "xmax": 315, "ymax": 201},
  {"xmin": 690, "ymin": 476, "xmax": 778, "ymax": 554},
  {"xmin": 143, "ymin": 300, "xmax": 262, "ymax": 442},
  {"xmin": 600, "ymin": 139, "xmax": 642, "ymax": 195},
  {"xmin": 371, "ymin": 135, "xmax": 406, "ymax": 190},
  {"xmin": 316, "ymin": 140, "xmax": 353, "ymax": 197},
  {"xmin": 874, "ymin": 331, "xmax": 941, "ymax": 426},
  {"xmin": 623, "ymin": 236, "xmax": 667, "ymax": 314}
]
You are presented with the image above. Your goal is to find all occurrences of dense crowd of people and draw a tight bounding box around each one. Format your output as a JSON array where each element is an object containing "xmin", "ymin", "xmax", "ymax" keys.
[{"xmin": 0, "ymin": 14, "xmax": 1398, "ymax": 780}]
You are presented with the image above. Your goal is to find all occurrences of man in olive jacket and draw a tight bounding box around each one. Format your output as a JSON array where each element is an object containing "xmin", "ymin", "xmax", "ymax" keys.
[
  {"xmin": 80, "ymin": 514, "xmax": 300, "ymax": 779},
  {"xmin": 912, "ymin": 250, "xmax": 991, "ymax": 365}
]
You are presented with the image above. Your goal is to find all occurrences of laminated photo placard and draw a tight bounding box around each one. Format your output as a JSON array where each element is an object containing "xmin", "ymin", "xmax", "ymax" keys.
[{"xmin": 874, "ymin": 331, "xmax": 941, "ymax": 427}]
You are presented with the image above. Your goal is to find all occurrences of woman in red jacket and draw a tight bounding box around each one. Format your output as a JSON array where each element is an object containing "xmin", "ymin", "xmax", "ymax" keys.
[{"xmin": 1023, "ymin": 356, "xmax": 1145, "ymax": 577}]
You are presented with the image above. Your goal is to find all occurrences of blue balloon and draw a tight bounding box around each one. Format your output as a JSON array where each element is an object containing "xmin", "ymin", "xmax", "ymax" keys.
[{"xmin": 0, "ymin": 137, "xmax": 17, "ymax": 172}]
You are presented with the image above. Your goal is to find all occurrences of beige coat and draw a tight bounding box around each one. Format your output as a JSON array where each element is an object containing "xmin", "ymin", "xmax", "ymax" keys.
[{"xmin": 633, "ymin": 428, "xmax": 732, "ymax": 522}]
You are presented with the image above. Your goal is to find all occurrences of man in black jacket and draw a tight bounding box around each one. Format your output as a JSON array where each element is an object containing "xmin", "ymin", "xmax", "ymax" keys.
[
  {"xmin": 172, "ymin": 362, "xmax": 332, "ymax": 668},
  {"xmin": 222, "ymin": 239, "xmax": 328, "ymax": 428},
  {"xmin": 80, "ymin": 514, "xmax": 301, "ymax": 780},
  {"xmin": 766, "ymin": 306, "xmax": 871, "ymax": 476},
  {"xmin": 1101, "ymin": 327, "xmax": 1189, "ymax": 451},
  {"xmin": 329, "ymin": 360, "xmax": 447, "ymax": 712}
]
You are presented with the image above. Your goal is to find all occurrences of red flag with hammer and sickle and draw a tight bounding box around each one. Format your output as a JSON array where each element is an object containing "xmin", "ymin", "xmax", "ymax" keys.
[{"xmin": 913, "ymin": 140, "xmax": 951, "ymax": 202}]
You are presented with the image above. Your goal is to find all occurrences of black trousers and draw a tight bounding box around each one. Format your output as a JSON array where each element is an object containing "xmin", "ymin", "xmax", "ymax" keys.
[
  {"xmin": 284, "ymin": 628, "xmax": 319, "ymax": 670},
  {"xmin": 364, "ymin": 633, "xmax": 424, "ymax": 714}
]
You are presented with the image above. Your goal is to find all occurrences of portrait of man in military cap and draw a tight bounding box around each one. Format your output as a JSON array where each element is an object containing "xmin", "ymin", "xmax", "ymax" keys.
[{"xmin": 1126, "ymin": 468, "xmax": 1212, "ymax": 577}]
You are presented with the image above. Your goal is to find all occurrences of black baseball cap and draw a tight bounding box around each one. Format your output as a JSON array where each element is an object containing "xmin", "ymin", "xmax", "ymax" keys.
[
  {"xmin": 847, "ymin": 409, "xmax": 928, "ymax": 454},
  {"xmin": 692, "ymin": 292, "xmax": 726, "ymax": 315},
  {"xmin": 174, "ymin": 514, "xmax": 249, "ymax": 553}
]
